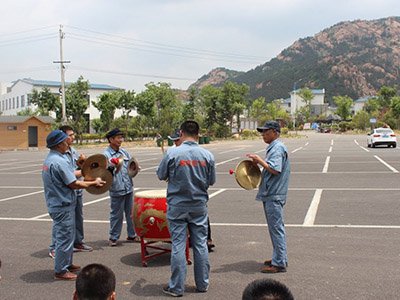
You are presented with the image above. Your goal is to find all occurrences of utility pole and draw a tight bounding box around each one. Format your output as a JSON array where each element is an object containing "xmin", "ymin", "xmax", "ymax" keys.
[{"xmin": 53, "ymin": 25, "xmax": 70, "ymax": 124}]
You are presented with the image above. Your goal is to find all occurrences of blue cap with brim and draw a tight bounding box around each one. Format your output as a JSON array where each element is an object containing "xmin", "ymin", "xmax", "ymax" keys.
[
  {"xmin": 106, "ymin": 128, "xmax": 124, "ymax": 139},
  {"xmin": 46, "ymin": 130, "xmax": 68, "ymax": 148},
  {"xmin": 168, "ymin": 129, "xmax": 181, "ymax": 141},
  {"xmin": 256, "ymin": 121, "xmax": 281, "ymax": 133}
]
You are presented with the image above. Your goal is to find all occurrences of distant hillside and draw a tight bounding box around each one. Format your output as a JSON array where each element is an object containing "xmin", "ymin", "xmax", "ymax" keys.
[{"xmin": 190, "ymin": 17, "xmax": 400, "ymax": 102}]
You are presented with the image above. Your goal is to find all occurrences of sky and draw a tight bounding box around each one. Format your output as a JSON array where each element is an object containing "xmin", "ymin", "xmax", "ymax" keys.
[{"xmin": 0, "ymin": 0, "xmax": 399, "ymax": 92}]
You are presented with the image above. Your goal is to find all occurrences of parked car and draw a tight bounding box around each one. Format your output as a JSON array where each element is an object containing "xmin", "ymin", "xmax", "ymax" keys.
[{"xmin": 367, "ymin": 127, "xmax": 397, "ymax": 148}]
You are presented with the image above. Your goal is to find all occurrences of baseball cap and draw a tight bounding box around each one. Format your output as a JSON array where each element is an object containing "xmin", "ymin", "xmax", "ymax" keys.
[{"xmin": 256, "ymin": 121, "xmax": 281, "ymax": 133}]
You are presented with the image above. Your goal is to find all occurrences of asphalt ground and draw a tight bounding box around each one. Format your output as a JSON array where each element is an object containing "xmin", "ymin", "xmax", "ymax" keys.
[{"xmin": 0, "ymin": 132, "xmax": 399, "ymax": 299}]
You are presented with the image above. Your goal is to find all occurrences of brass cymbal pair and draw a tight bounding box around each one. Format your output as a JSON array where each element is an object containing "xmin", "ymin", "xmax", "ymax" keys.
[
  {"xmin": 81, "ymin": 154, "xmax": 111, "ymax": 195},
  {"xmin": 232, "ymin": 160, "xmax": 262, "ymax": 190}
]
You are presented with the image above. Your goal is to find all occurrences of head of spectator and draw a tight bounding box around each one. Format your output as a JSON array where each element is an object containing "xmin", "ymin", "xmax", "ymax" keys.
[
  {"xmin": 59, "ymin": 125, "xmax": 75, "ymax": 146},
  {"xmin": 73, "ymin": 263, "xmax": 116, "ymax": 300},
  {"xmin": 242, "ymin": 279, "xmax": 294, "ymax": 300},
  {"xmin": 168, "ymin": 129, "xmax": 182, "ymax": 146},
  {"xmin": 180, "ymin": 120, "xmax": 200, "ymax": 141},
  {"xmin": 106, "ymin": 128, "xmax": 124, "ymax": 151},
  {"xmin": 46, "ymin": 130, "xmax": 69, "ymax": 153}
]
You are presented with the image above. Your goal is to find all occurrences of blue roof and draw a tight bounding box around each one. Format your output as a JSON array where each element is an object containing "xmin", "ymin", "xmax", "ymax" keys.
[
  {"xmin": 291, "ymin": 88, "xmax": 325, "ymax": 95},
  {"xmin": 354, "ymin": 96, "xmax": 375, "ymax": 103},
  {"xmin": 17, "ymin": 78, "xmax": 121, "ymax": 90}
]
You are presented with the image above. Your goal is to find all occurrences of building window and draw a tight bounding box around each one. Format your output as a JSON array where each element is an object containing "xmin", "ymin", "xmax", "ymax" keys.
[
  {"xmin": 16, "ymin": 96, "xmax": 19, "ymax": 108},
  {"xmin": 9, "ymin": 98, "xmax": 11, "ymax": 109},
  {"xmin": 27, "ymin": 94, "xmax": 32, "ymax": 106},
  {"xmin": 12, "ymin": 97, "xmax": 15, "ymax": 109},
  {"xmin": 21, "ymin": 95, "xmax": 25, "ymax": 107},
  {"xmin": 7, "ymin": 126, "xmax": 17, "ymax": 130}
]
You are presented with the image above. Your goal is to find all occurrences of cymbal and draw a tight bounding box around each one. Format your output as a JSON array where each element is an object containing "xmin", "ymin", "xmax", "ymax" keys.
[
  {"xmin": 81, "ymin": 154, "xmax": 107, "ymax": 177},
  {"xmin": 128, "ymin": 157, "xmax": 140, "ymax": 178},
  {"xmin": 85, "ymin": 168, "xmax": 113, "ymax": 195},
  {"xmin": 234, "ymin": 160, "xmax": 261, "ymax": 190}
]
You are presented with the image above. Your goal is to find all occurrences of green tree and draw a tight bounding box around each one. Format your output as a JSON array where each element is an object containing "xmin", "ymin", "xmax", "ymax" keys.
[
  {"xmin": 65, "ymin": 76, "xmax": 90, "ymax": 143},
  {"xmin": 220, "ymin": 82, "xmax": 249, "ymax": 133},
  {"xmin": 116, "ymin": 90, "xmax": 136, "ymax": 137},
  {"xmin": 92, "ymin": 91, "xmax": 119, "ymax": 133},
  {"xmin": 378, "ymin": 86, "xmax": 397, "ymax": 109},
  {"xmin": 297, "ymin": 88, "xmax": 314, "ymax": 122},
  {"xmin": 30, "ymin": 87, "xmax": 60, "ymax": 119},
  {"xmin": 17, "ymin": 107, "xmax": 38, "ymax": 116},
  {"xmin": 182, "ymin": 88, "xmax": 197, "ymax": 121},
  {"xmin": 333, "ymin": 95, "xmax": 353, "ymax": 121},
  {"xmin": 199, "ymin": 85, "xmax": 221, "ymax": 135},
  {"xmin": 250, "ymin": 97, "xmax": 268, "ymax": 123},
  {"xmin": 352, "ymin": 111, "xmax": 371, "ymax": 130},
  {"xmin": 364, "ymin": 98, "xmax": 380, "ymax": 114}
]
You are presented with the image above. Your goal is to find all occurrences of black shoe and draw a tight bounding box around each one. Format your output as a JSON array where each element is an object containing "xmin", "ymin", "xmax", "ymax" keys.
[{"xmin": 162, "ymin": 286, "xmax": 183, "ymax": 297}]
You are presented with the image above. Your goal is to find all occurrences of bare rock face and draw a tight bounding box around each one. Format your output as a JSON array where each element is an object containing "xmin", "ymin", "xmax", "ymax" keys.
[{"xmin": 190, "ymin": 17, "xmax": 400, "ymax": 102}]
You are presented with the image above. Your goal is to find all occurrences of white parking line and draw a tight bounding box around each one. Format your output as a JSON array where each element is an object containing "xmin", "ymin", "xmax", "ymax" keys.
[
  {"xmin": 354, "ymin": 139, "xmax": 359, "ymax": 145},
  {"xmin": 331, "ymin": 139, "xmax": 334, "ymax": 146},
  {"xmin": 291, "ymin": 147, "xmax": 303, "ymax": 153},
  {"xmin": 219, "ymin": 148, "xmax": 246, "ymax": 154},
  {"xmin": 360, "ymin": 146, "xmax": 370, "ymax": 152},
  {"xmin": 216, "ymin": 157, "xmax": 240, "ymax": 166},
  {"xmin": 0, "ymin": 190, "xmax": 44, "ymax": 203},
  {"xmin": 328, "ymin": 146, "xmax": 332, "ymax": 153},
  {"xmin": 2, "ymin": 217, "xmax": 400, "ymax": 229},
  {"xmin": 209, "ymin": 189, "xmax": 226, "ymax": 198},
  {"xmin": 322, "ymin": 156, "xmax": 330, "ymax": 173},
  {"xmin": 303, "ymin": 189, "xmax": 322, "ymax": 226},
  {"xmin": 374, "ymin": 155, "xmax": 399, "ymax": 173}
]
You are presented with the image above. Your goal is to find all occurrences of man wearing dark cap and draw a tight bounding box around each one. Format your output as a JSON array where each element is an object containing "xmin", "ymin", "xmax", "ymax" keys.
[
  {"xmin": 247, "ymin": 121, "xmax": 290, "ymax": 273},
  {"xmin": 104, "ymin": 128, "xmax": 138, "ymax": 246},
  {"xmin": 42, "ymin": 130, "xmax": 105, "ymax": 280}
]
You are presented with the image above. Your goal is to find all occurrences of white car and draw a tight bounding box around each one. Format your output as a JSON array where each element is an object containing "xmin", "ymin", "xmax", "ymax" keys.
[{"xmin": 367, "ymin": 127, "xmax": 397, "ymax": 148}]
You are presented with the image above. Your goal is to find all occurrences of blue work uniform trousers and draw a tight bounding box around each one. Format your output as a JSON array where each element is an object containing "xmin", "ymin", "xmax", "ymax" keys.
[
  {"xmin": 49, "ymin": 194, "xmax": 84, "ymax": 250},
  {"xmin": 109, "ymin": 192, "xmax": 135, "ymax": 241},
  {"xmin": 49, "ymin": 210, "xmax": 75, "ymax": 274},
  {"xmin": 74, "ymin": 194, "xmax": 84, "ymax": 245},
  {"xmin": 263, "ymin": 199, "xmax": 288, "ymax": 267},
  {"xmin": 167, "ymin": 210, "xmax": 210, "ymax": 295}
]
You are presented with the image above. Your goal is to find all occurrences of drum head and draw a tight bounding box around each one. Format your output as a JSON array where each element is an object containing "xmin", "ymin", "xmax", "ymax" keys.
[
  {"xmin": 135, "ymin": 189, "xmax": 166, "ymax": 199},
  {"xmin": 85, "ymin": 168, "xmax": 113, "ymax": 195},
  {"xmin": 81, "ymin": 154, "xmax": 107, "ymax": 177},
  {"xmin": 235, "ymin": 160, "xmax": 261, "ymax": 190}
]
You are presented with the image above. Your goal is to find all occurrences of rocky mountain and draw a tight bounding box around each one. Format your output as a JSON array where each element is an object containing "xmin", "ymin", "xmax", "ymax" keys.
[{"xmin": 190, "ymin": 17, "xmax": 400, "ymax": 103}]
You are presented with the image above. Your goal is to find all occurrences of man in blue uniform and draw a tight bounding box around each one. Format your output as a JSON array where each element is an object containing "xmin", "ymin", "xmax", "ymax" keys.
[
  {"xmin": 247, "ymin": 121, "xmax": 291, "ymax": 273},
  {"xmin": 104, "ymin": 128, "xmax": 138, "ymax": 246},
  {"xmin": 49, "ymin": 126, "xmax": 92, "ymax": 259},
  {"xmin": 42, "ymin": 130, "xmax": 105, "ymax": 280},
  {"xmin": 157, "ymin": 120, "xmax": 216, "ymax": 297}
]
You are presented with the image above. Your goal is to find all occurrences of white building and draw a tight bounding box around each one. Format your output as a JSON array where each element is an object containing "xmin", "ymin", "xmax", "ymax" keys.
[
  {"xmin": 289, "ymin": 88, "xmax": 327, "ymax": 116},
  {"xmin": 352, "ymin": 96, "xmax": 375, "ymax": 114},
  {"xmin": 0, "ymin": 78, "xmax": 122, "ymax": 132}
]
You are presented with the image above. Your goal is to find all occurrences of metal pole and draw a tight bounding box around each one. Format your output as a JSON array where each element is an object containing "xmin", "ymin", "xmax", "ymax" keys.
[{"xmin": 59, "ymin": 25, "xmax": 67, "ymax": 124}]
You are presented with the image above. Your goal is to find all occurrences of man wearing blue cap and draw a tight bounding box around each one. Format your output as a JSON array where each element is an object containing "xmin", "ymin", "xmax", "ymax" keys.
[
  {"xmin": 247, "ymin": 121, "xmax": 291, "ymax": 274},
  {"xmin": 42, "ymin": 130, "xmax": 105, "ymax": 280},
  {"xmin": 104, "ymin": 128, "xmax": 139, "ymax": 246}
]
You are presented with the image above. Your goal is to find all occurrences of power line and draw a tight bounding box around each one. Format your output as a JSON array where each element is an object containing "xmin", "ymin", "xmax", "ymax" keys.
[
  {"xmin": 65, "ymin": 24, "xmax": 266, "ymax": 60},
  {"xmin": 69, "ymin": 66, "xmax": 197, "ymax": 81},
  {"xmin": 0, "ymin": 25, "xmax": 57, "ymax": 37}
]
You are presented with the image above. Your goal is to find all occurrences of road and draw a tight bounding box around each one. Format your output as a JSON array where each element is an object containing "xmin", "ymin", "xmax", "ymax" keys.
[{"xmin": 0, "ymin": 132, "xmax": 399, "ymax": 299}]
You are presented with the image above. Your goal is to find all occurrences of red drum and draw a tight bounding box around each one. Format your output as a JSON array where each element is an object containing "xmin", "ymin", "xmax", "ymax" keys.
[{"xmin": 133, "ymin": 190, "xmax": 170, "ymax": 240}]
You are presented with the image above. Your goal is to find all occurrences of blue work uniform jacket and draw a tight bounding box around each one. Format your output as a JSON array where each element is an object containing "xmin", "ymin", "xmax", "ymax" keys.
[
  {"xmin": 104, "ymin": 146, "xmax": 133, "ymax": 197},
  {"xmin": 256, "ymin": 139, "xmax": 290, "ymax": 202},
  {"xmin": 156, "ymin": 140, "xmax": 216, "ymax": 210},
  {"xmin": 42, "ymin": 150, "xmax": 77, "ymax": 213}
]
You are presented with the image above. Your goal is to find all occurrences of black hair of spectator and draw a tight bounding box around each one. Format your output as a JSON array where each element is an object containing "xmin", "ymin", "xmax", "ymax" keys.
[
  {"xmin": 75, "ymin": 263, "xmax": 116, "ymax": 300},
  {"xmin": 59, "ymin": 125, "xmax": 74, "ymax": 133},
  {"xmin": 242, "ymin": 278, "xmax": 294, "ymax": 300},
  {"xmin": 180, "ymin": 120, "xmax": 199, "ymax": 136}
]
